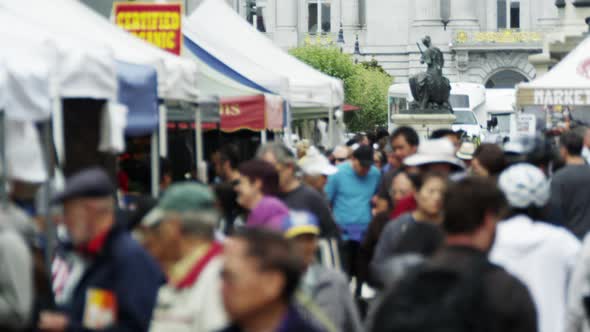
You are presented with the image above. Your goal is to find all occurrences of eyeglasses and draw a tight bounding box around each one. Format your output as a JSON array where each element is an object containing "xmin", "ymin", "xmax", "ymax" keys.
[{"xmin": 335, "ymin": 158, "xmax": 347, "ymax": 162}]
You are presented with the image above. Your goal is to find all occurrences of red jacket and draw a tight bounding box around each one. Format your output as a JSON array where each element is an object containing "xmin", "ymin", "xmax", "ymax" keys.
[{"xmin": 390, "ymin": 195, "xmax": 417, "ymax": 220}]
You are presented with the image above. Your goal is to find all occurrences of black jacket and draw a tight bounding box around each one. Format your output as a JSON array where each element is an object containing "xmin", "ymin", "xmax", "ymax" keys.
[
  {"xmin": 428, "ymin": 245, "xmax": 538, "ymax": 332},
  {"xmin": 369, "ymin": 245, "xmax": 538, "ymax": 332},
  {"xmin": 61, "ymin": 225, "xmax": 165, "ymax": 332}
]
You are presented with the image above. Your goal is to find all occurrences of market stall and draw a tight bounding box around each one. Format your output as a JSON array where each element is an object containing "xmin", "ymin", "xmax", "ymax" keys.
[
  {"xmin": 0, "ymin": 0, "xmax": 208, "ymax": 191},
  {"xmin": 185, "ymin": 0, "xmax": 344, "ymax": 146},
  {"xmin": 516, "ymin": 35, "xmax": 590, "ymax": 130},
  {"xmin": 183, "ymin": 27, "xmax": 285, "ymax": 136}
]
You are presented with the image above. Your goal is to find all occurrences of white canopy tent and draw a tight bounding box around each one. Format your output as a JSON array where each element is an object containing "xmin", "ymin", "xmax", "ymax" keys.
[
  {"xmin": 183, "ymin": 25, "xmax": 289, "ymax": 99},
  {"xmin": 1, "ymin": 10, "xmax": 118, "ymax": 121},
  {"xmin": 517, "ymin": 36, "xmax": 590, "ymax": 107},
  {"xmin": 1, "ymin": 9, "xmax": 121, "ymax": 185},
  {"xmin": 186, "ymin": 0, "xmax": 344, "ymax": 118},
  {"xmin": 192, "ymin": 53, "xmax": 274, "ymax": 98},
  {"xmin": 0, "ymin": 0, "xmax": 199, "ymax": 103}
]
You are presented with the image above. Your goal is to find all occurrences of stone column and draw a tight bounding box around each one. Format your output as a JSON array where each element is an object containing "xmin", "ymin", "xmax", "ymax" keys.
[
  {"xmin": 448, "ymin": 0, "xmax": 479, "ymax": 28},
  {"xmin": 413, "ymin": 0, "xmax": 440, "ymax": 24},
  {"xmin": 536, "ymin": 0, "xmax": 560, "ymax": 28}
]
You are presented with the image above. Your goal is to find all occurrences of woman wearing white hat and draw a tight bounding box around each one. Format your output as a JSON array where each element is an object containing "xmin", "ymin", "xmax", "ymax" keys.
[{"xmin": 299, "ymin": 147, "xmax": 338, "ymax": 195}]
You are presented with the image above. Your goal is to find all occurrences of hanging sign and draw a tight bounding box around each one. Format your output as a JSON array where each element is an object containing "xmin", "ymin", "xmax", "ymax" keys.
[
  {"xmin": 113, "ymin": 2, "xmax": 183, "ymax": 55},
  {"xmin": 510, "ymin": 113, "xmax": 536, "ymax": 138}
]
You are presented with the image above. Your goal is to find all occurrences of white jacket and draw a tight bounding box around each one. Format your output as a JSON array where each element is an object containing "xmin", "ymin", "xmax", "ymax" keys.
[
  {"xmin": 491, "ymin": 215, "xmax": 581, "ymax": 332},
  {"xmin": 567, "ymin": 233, "xmax": 590, "ymax": 332},
  {"xmin": 149, "ymin": 256, "xmax": 227, "ymax": 332}
]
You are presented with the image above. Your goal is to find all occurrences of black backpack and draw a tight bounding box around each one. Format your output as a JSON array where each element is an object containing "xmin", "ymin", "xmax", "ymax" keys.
[{"xmin": 370, "ymin": 259, "xmax": 493, "ymax": 332}]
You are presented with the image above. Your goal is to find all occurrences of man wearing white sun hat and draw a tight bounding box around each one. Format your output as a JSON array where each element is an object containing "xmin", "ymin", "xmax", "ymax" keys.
[{"xmin": 402, "ymin": 138, "xmax": 465, "ymax": 175}]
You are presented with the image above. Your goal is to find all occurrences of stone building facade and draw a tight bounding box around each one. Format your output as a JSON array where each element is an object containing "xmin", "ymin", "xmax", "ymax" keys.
[
  {"xmin": 217, "ymin": 0, "xmax": 563, "ymax": 88},
  {"xmin": 84, "ymin": 0, "xmax": 578, "ymax": 89}
]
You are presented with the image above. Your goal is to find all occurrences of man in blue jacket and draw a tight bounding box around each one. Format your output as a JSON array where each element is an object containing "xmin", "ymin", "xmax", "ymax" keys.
[{"xmin": 39, "ymin": 167, "xmax": 165, "ymax": 332}]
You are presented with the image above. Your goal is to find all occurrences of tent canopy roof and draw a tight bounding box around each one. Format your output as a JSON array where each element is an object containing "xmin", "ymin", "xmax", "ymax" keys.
[
  {"xmin": 0, "ymin": 10, "xmax": 117, "ymax": 121},
  {"xmin": 0, "ymin": 0, "xmax": 199, "ymax": 103},
  {"xmin": 519, "ymin": 35, "xmax": 590, "ymax": 90},
  {"xmin": 186, "ymin": 0, "xmax": 343, "ymax": 109}
]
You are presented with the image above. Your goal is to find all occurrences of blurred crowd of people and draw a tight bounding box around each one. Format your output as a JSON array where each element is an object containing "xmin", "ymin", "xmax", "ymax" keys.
[{"xmin": 6, "ymin": 125, "xmax": 590, "ymax": 332}]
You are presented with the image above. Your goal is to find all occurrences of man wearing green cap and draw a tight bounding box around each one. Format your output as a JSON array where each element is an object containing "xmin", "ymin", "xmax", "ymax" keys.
[{"xmin": 145, "ymin": 183, "xmax": 227, "ymax": 332}]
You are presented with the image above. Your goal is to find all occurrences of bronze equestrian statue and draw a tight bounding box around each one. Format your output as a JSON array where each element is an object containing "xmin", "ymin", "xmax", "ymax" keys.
[{"xmin": 409, "ymin": 36, "xmax": 453, "ymax": 113}]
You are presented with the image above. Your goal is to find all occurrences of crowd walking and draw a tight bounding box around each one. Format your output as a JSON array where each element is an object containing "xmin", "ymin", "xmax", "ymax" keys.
[{"xmin": 6, "ymin": 125, "xmax": 590, "ymax": 332}]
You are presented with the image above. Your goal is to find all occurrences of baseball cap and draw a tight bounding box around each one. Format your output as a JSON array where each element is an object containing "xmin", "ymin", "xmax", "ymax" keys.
[
  {"xmin": 142, "ymin": 182, "xmax": 218, "ymax": 228},
  {"xmin": 498, "ymin": 163, "xmax": 550, "ymax": 209},
  {"xmin": 52, "ymin": 167, "xmax": 114, "ymax": 204},
  {"xmin": 352, "ymin": 145, "xmax": 374, "ymax": 168},
  {"xmin": 282, "ymin": 210, "xmax": 320, "ymax": 239}
]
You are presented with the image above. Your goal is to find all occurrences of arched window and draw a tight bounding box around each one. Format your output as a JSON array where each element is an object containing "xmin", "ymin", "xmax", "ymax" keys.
[{"xmin": 485, "ymin": 70, "xmax": 528, "ymax": 88}]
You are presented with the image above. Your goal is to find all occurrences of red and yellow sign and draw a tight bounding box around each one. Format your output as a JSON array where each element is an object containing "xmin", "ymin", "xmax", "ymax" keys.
[
  {"xmin": 168, "ymin": 95, "xmax": 269, "ymax": 132},
  {"xmin": 219, "ymin": 95, "xmax": 266, "ymax": 132},
  {"xmin": 114, "ymin": 2, "xmax": 183, "ymax": 55}
]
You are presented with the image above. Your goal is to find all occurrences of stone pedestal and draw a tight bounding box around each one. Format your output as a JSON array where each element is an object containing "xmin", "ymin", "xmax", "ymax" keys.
[{"xmin": 392, "ymin": 113, "xmax": 456, "ymax": 140}]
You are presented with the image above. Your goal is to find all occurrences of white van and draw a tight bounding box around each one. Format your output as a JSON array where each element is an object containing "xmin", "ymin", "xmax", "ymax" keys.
[
  {"xmin": 482, "ymin": 89, "xmax": 516, "ymax": 139},
  {"xmin": 387, "ymin": 82, "xmax": 485, "ymax": 139}
]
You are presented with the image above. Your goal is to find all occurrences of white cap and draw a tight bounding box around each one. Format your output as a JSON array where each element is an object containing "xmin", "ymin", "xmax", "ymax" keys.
[
  {"xmin": 498, "ymin": 163, "xmax": 550, "ymax": 209},
  {"xmin": 403, "ymin": 138, "xmax": 465, "ymax": 169},
  {"xmin": 300, "ymin": 146, "xmax": 338, "ymax": 176}
]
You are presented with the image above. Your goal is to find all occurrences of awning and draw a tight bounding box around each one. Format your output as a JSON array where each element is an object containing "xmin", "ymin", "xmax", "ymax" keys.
[
  {"xmin": 219, "ymin": 95, "xmax": 266, "ymax": 132},
  {"xmin": 182, "ymin": 32, "xmax": 285, "ymax": 131},
  {"xmin": 0, "ymin": 10, "xmax": 117, "ymax": 121},
  {"xmin": 343, "ymin": 104, "xmax": 361, "ymax": 112},
  {"xmin": 1, "ymin": 0, "xmax": 199, "ymax": 103},
  {"xmin": 169, "ymin": 95, "xmax": 284, "ymax": 132},
  {"xmin": 517, "ymin": 35, "xmax": 590, "ymax": 107},
  {"xmin": 186, "ymin": 0, "xmax": 344, "ymax": 110}
]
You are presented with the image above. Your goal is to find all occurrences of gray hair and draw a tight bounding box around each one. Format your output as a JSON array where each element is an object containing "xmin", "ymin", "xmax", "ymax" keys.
[
  {"xmin": 256, "ymin": 142, "xmax": 297, "ymax": 166},
  {"xmin": 165, "ymin": 210, "xmax": 218, "ymax": 239}
]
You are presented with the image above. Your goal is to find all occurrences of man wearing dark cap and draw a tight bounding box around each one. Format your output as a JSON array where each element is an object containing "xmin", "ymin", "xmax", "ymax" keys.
[
  {"xmin": 325, "ymin": 145, "xmax": 381, "ymax": 294},
  {"xmin": 39, "ymin": 167, "xmax": 165, "ymax": 332}
]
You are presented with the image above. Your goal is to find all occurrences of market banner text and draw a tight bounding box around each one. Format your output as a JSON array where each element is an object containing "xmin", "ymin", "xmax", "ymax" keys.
[{"xmin": 114, "ymin": 3, "xmax": 182, "ymax": 55}]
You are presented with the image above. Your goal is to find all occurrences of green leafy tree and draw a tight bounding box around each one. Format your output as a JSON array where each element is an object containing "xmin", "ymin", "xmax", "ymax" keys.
[{"xmin": 289, "ymin": 45, "xmax": 393, "ymax": 132}]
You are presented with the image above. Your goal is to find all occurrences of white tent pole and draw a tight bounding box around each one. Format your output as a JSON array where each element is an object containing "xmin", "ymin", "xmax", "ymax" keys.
[
  {"xmin": 260, "ymin": 130, "xmax": 267, "ymax": 144},
  {"xmin": 195, "ymin": 105, "xmax": 205, "ymax": 183},
  {"xmin": 159, "ymin": 104, "xmax": 168, "ymax": 158},
  {"xmin": 40, "ymin": 120, "xmax": 56, "ymax": 270},
  {"xmin": 52, "ymin": 97, "xmax": 65, "ymax": 166},
  {"xmin": 151, "ymin": 131, "xmax": 160, "ymax": 198}
]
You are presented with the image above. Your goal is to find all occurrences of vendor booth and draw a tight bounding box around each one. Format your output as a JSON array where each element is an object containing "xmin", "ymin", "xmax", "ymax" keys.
[
  {"xmin": 185, "ymin": 0, "xmax": 344, "ymax": 146},
  {"xmin": 516, "ymin": 35, "xmax": 590, "ymax": 131}
]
